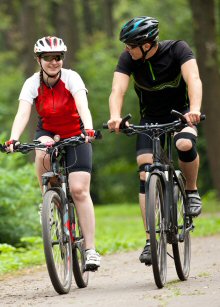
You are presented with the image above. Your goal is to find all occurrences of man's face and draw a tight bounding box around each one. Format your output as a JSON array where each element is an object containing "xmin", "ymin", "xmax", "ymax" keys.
[{"xmin": 125, "ymin": 43, "xmax": 150, "ymax": 60}]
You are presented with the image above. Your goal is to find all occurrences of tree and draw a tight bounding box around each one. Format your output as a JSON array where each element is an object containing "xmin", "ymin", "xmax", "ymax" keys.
[{"xmin": 189, "ymin": 0, "xmax": 220, "ymax": 197}]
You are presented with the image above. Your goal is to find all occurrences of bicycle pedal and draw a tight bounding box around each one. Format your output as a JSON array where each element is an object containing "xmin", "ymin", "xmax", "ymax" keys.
[{"xmin": 84, "ymin": 264, "xmax": 99, "ymax": 272}]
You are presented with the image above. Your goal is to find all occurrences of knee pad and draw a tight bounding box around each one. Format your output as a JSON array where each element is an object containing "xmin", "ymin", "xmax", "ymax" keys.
[
  {"xmin": 140, "ymin": 180, "xmax": 145, "ymax": 194},
  {"xmin": 138, "ymin": 163, "xmax": 151, "ymax": 173},
  {"xmin": 174, "ymin": 132, "xmax": 197, "ymax": 162},
  {"xmin": 139, "ymin": 163, "xmax": 151, "ymax": 194}
]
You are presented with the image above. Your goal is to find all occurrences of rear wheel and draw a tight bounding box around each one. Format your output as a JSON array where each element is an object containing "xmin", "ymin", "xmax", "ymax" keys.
[
  {"xmin": 72, "ymin": 218, "xmax": 89, "ymax": 288},
  {"xmin": 42, "ymin": 190, "xmax": 72, "ymax": 294},
  {"xmin": 147, "ymin": 174, "xmax": 167, "ymax": 288},
  {"xmin": 172, "ymin": 171, "xmax": 191, "ymax": 280}
]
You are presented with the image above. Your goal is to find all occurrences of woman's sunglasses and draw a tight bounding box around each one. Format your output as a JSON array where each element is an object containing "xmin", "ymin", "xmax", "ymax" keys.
[{"xmin": 41, "ymin": 54, "xmax": 64, "ymax": 62}]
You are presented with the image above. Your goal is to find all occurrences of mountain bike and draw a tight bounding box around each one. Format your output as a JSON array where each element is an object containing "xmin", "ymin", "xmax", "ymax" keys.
[
  {"xmin": 103, "ymin": 110, "xmax": 205, "ymax": 288},
  {"xmin": 0, "ymin": 132, "xmax": 101, "ymax": 294}
]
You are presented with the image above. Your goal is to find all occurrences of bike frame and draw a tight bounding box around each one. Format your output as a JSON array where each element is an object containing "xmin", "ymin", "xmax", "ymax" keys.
[
  {"xmin": 41, "ymin": 146, "xmax": 76, "ymax": 244},
  {"xmin": 145, "ymin": 130, "xmax": 192, "ymax": 243}
]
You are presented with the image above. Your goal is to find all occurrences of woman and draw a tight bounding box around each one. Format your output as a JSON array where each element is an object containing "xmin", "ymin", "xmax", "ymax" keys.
[{"xmin": 6, "ymin": 36, "xmax": 101, "ymax": 271}]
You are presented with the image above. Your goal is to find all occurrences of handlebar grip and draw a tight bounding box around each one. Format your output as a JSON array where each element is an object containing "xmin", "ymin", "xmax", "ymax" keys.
[
  {"xmin": 200, "ymin": 114, "xmax": 206, "ymax": 121},
  {"xmin": 103, "ymin": 123, "xmax": 109, "ymax": 129},
  {"xmin": 95, "ymin": 130, "xmax": 102, "ymax": 139},
  {"xmin": 0, "ymin": 144, "xmax": 6, "ymax": 152}
]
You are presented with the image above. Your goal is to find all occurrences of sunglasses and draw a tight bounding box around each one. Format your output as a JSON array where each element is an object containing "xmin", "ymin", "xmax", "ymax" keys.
[
  {"xmin": 41, "ymin": 54, "xmax": 64, "ymax": 62},
  {"xmin": 125, "ymin": 44, "xmax": 139, "ymax": 50}
]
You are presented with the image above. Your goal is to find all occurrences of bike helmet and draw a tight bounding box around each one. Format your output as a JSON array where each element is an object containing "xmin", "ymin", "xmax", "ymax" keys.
[
  {"xmin": 34, "ymin": 36, "xmax": 67, "ymax": 55},
  {"xmin": 120, "ymin": 16, "xmax": 159, "ymax": 45}
]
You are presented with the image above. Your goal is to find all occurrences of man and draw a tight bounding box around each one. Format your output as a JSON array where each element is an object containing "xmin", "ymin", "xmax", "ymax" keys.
[{"xmin": 107, "ymin": 16, "xmax": 202, "ymax": 265}]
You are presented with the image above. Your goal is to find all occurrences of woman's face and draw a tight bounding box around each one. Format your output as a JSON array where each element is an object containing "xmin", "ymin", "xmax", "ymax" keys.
[{"xmin": 38, "ymin": 53, "xmax": 64, "ymax": 77}]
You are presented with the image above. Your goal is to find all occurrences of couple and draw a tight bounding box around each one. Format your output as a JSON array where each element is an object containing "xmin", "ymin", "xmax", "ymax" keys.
[{"xmin": 6, "ymin": 16, "xmax": 202, "ymax": 270}]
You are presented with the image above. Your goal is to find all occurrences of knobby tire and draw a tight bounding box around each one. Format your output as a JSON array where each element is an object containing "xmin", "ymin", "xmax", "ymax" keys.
[
  {"xmin": 42, "ymin": 190, "xmax": 72, "ymax": 294},
  {"xmin": 172, "ymin": 171, "xmax": 191, "ymax": 280},
  {"xmin": 147, "ymin": 174, "xmax": 167, "ymax": 289},
  {"xmin": 71, "ymin": 204, "xmax": 89, "ymax": 288}
]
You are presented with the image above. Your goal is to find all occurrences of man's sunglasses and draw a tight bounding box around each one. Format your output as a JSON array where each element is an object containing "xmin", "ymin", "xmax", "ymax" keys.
[
  {"xmin": 41, "ymin": 54, "xmax": 64, "ymax": 62},
  {"xmin": 125, "ymin": 44, "xmax": 139, "ymax": 50}
]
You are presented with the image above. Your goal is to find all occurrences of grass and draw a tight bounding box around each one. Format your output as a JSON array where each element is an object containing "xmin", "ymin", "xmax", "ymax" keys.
[
  {"xmin": 0, "ymin": 198, "xmax": 220, "ymax": 276},
  {"xmin": 95, "ymin": 202, "xmax": 220, "ymax": 254}
]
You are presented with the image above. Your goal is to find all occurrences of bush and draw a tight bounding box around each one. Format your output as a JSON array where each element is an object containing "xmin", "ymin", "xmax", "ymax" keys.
[{"xmin": 0, "ymin": 151, "xmax": 42, "ymax": 245}]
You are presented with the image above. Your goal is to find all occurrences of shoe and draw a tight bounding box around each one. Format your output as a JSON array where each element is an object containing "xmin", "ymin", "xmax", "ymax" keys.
[
  {"xmin": 139, "ymin": 240, "xmax": 152, "ymax": 266},
  {"xmin": 38, "ymin": 203, "xmax": 42, "ymax": 224},
  {"xmin": 187, "ymin": 191, "xmax": 202, "ymax": 217},
  {"xmin": 84, "ymin": 249, "xmax": 101, "ymax": 271}
]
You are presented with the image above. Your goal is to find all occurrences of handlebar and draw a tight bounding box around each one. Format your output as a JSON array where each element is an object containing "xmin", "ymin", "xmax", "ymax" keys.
[
  {"xmin": 103, "ymin": 110, "xmax": 206, "ymax": 136},
  {"xmin": 103, "ymin": 110, "xmax": 205, "ymax": 134},
  {"xmin": 0, "ymin": 130, "xmax": 102, "ymax": 154}
]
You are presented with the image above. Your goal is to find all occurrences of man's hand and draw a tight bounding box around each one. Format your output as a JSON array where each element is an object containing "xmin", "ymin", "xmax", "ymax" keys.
[
  {"xmin": 107, "ymin": 117, "xmax": 122, "ymax": 133},
  {"xmin": 184, "ymin": 111, "xmax": 201, "ymax": 127}
]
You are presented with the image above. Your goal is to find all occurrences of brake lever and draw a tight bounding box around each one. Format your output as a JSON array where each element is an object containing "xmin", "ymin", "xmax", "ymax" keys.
[{"xmin": 119, "ymin": 114, "xmax": 132, "ymax": 129}]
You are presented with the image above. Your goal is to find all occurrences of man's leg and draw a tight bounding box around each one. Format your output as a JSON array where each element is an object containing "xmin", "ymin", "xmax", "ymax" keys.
[
  {"xmin": 137, "ymin": 153, "xmax": 153, "ymax": 264},
  {"xmin": 175, "ymin": 126, "xmax": 202, "ymax": 216}
]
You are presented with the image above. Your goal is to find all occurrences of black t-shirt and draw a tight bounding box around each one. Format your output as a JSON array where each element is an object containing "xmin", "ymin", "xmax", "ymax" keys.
[{"xmin": 115, "ymin": 40, "xmax": 195, "ymax": 119}]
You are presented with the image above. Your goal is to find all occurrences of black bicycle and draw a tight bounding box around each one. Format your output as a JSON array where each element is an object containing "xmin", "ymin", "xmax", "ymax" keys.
[
  {"xmin": 103, "ymin": 110, "xmax": 205, "ymax": 288},
  {"xmin": 0, "ymin": 132, "xmax": 101, "ymax": 294}
]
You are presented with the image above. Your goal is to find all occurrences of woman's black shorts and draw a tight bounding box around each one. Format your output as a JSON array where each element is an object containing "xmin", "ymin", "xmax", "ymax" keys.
[{"xmin": 35, "ymin": 129, "xmax": 92, "ymax": 174}]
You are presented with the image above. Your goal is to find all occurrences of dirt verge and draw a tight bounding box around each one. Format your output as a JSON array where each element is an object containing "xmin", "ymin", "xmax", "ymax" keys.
[{"xmin": 0, "ymin": 235, "xmax": 220, "ymax": 307}]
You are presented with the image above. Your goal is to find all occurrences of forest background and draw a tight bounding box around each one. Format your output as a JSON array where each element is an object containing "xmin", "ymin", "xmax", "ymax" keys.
[{"xmin": 0, "ymin": 0, "xmax": 220, "ymax": 247}]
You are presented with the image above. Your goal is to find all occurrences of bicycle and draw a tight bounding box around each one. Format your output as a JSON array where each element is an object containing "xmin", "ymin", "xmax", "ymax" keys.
[
  {"xmin": 103, "ymin": 110, "xmax": 205, "ymax": 288},
  {"xmin": 0, "ymin": 132, "xmax": 101, "ymax": 294}
]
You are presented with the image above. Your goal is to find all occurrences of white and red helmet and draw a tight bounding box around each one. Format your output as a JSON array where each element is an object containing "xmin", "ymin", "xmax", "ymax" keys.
[{"xmin": 34, "ymin": 36, "xmax": 67, "ymax": 54}]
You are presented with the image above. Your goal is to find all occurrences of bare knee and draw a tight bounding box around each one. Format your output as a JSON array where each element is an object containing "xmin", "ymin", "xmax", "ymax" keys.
[
  {"xmin": 176, "ymin": 138, "xmax": 192, "ymax": 151},
  {"xmin": 70, "ymin": 184, "xmax": 88, "ymax": 202}
]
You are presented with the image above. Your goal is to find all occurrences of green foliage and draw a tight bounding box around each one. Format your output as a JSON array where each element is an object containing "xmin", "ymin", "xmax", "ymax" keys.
[
  {"xmin": 0, "ymin": 237, "xmax": 43, "ymax": 275},
  {"xmin": 0, "ymin": 53, "xmax": 24, "ymax": 133},
  {"xmin": 0, "ymin": 151, "xmax": 42, "ymax": 244}
]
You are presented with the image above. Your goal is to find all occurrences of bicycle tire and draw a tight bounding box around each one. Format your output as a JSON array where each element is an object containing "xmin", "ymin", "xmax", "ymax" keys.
[
  {"xmin": 172, "ymin": 171, "xmax": 191, "ymax": 281},
  {"xmin": 72, "ymin": 221, "xmax": 89, "ymax": 288},
  {"xmin": 147, "ymin": 174, "xmax": 167, "ymax": 288},
  {"xmin": 42, "ymin": 190, "xmax": 72, "ymax": 294}
]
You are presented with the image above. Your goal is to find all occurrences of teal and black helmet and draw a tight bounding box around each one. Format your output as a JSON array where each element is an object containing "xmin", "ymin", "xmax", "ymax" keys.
[{"xmin": 120, "ymin": 16, "xmax": 159, "ymax": 45}]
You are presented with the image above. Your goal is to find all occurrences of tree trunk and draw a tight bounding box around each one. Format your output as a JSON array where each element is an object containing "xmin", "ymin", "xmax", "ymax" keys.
[
  {"xmin": 102, "ymin": 0, "xmax": 115, "ymax": 38},
  {"xmin": 19, "ymin": 1, "xmax": 38, "ymax": 145},
  {"xmin": 189, "ymin": 0, "xmax": 220, "ymax": 196},
  {"xmin": 82, "ymin": 0, "xmax": 94, "ymax": 37},
  {"xmin": 52, "ymin": 0, "xmax": 80, "ymax": 67}
]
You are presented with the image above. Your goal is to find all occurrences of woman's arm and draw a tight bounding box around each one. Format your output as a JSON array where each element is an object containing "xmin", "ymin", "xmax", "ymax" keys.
[
  {"xmin": 10, "ymin": 100, "xmax": 32, "ymax": 140},
  {"xmin": 74, "ymin": 90, "xmax": 93, "ymax": 130}
]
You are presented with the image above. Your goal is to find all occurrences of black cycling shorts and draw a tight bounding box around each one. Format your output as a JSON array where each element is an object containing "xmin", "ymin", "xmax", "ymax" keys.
[
  {"xmin": 35, "ymin": 129, "xmax": 92, "ymax": 174},
  {"xmin": 136, "ymin": 110, "xmax": 190, "ymax": 157},
  {"xmin": 136, "ymin": 118, "xmax": 165, "ymax": 157}
]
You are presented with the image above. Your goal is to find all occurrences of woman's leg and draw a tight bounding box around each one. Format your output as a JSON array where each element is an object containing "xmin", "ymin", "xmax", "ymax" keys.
[
  {"xmin": 68, "ymin": 171, "xmax": 95, "ymax": 250},
  {"xmin": 35, "ymin": 136, "xmax": 53, "ymax": 192}
]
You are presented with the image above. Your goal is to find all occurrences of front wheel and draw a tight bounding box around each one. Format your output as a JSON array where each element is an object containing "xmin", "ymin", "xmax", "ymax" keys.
[
  {"xmin": 42, "ymin": 190, "xmax": 72, "ymax": 294},
  {"xmin": 146, "ymin": 174, "xmax": 167, "ymax": 289},
  {"xmin": 172, "ymin": 171, "xmax": 191, "ymax": 280}
]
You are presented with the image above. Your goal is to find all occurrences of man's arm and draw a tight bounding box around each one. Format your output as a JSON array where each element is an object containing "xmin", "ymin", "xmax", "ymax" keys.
[
  {"xmin": 181, "ymin": 58, "xmax": 202, "ymax": 125},
  {"xmin": 108, "ymin": 72, "xmax": 130, "ymax": 132}
]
